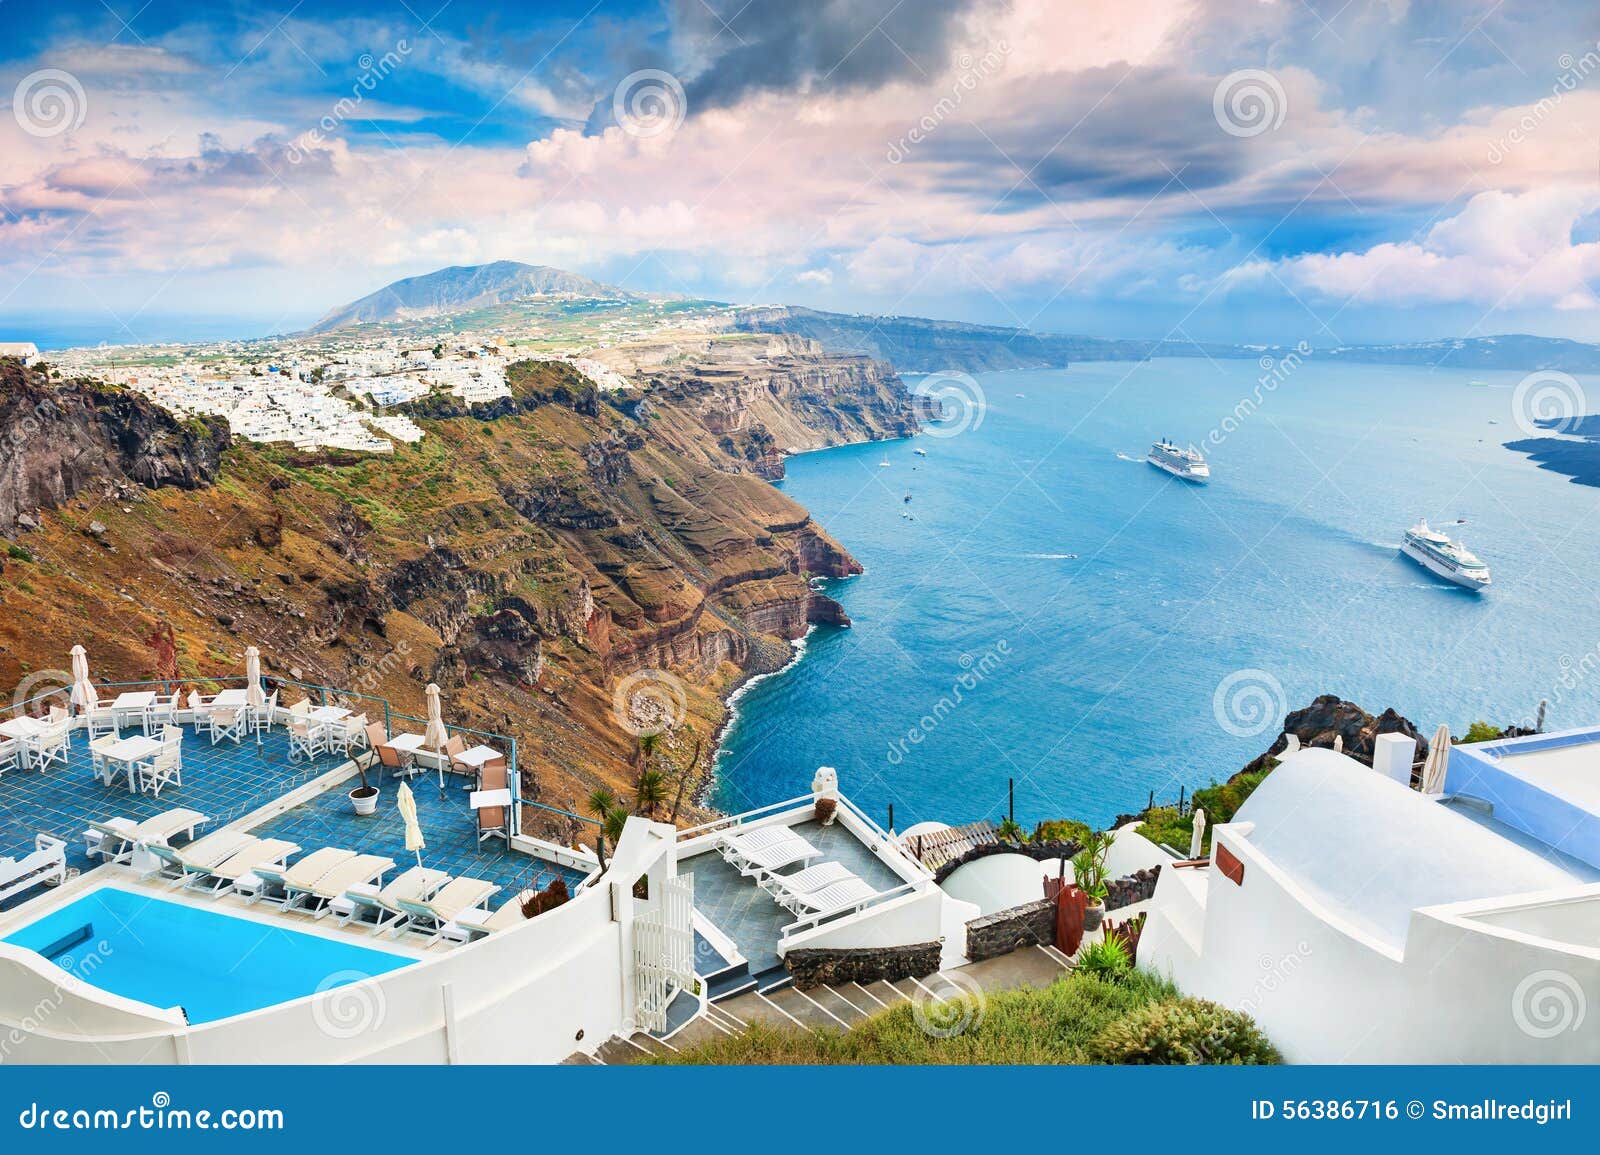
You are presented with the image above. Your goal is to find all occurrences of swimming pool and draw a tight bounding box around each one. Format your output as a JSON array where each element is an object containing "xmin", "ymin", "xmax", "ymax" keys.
[{"xmin": 3, "ymin": 886, "xmax": 414, "ymax": 1024}]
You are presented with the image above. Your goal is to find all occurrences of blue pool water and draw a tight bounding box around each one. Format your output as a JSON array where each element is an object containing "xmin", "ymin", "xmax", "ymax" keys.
[
  {"xmin": 4, "ymin": 887, "xmax": 412, "ymax": 1023},
  {"xmin": 715, "ymin": 360, "xmax": 1600, "ymax": 828}
]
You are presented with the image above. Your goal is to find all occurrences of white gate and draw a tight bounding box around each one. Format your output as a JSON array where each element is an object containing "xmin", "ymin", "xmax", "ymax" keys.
[{"xmin": 633, "ymin": 874, "xmax": 695, "ymax": 1035}]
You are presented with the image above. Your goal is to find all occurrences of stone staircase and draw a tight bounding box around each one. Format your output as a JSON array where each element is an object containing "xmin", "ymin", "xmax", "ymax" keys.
[{"xmin": 575, "ymin": 943, "xmax": 1073, "ymax": 1065}]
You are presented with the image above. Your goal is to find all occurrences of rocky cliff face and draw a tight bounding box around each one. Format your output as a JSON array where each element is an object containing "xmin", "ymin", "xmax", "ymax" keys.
[
  {"xmin": 0, "ymin": 358, "xmax": 229, "ymax": 535},
  {"xmin": 0, "ymin": 350, "xmax": 902, "ymax": 826}
]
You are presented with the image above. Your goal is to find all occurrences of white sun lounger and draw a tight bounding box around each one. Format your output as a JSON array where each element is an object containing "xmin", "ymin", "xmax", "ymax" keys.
[
  {"xmin": 758, "ymin": 860, "xmax": 857, "ymax": 901},
  {"xmin": 144, "ymin": 830, "xmax": 257, "ymax": 883},
  {"xmin": 89, "ymin": 807, "xmax": 208, "ymax": 863},
  {"xmin": 248, "ymin": 847, "xmax": 357, "ymax": 906},
  {"xmin": 283, "ymin": 853, "xmax": 395, "ymax": 917},
  {"xmin": 450, "ymin": 897, "xmax": 528, "ymax": 940},
  {"xmin": 186, "ymin": 839, "xmax": 301, "ymax": 894},
  {"xmin": 391, "ymin": 877, "xmax": 500, "ymax": 939},
  {"xmin": 724, "ymin": 829, "xmax": 822, "ymax": 877},
  {"xmin": 337, "ymin": 867, "xmax": 452, "ymax": 932},
  {"xmin": 717, "ymin": 825, "xmax": 798, "ymax": 855},
  {"xmin": 779, "ymin": 876, "xmax": 883, "ymax": 917}
]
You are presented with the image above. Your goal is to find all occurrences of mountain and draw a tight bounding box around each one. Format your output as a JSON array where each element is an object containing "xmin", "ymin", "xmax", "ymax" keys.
[
  {"xmin": 729, "ymin": 306, "xmax": 1600, "ymax": 375},
  {"xmin": 309, "ymin": 261, "xmax": 635, "ymax": 332}
]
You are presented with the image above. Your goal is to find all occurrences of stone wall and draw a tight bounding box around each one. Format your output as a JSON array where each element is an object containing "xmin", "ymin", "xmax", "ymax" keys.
[
  {"xmin": 931, "ymin": 838, "xmax": 1081, "ymax": 884},
  {"xmin": 783, "ymin": 942, "xmax": 941, "ymax": 990},
  {"xmin": 1106, "ymin": 865, "xmax": 1160, "ymax": 911},
  {"xmin": 964, "ymin": 897, "xmax": 1056, "ymax": 962}
]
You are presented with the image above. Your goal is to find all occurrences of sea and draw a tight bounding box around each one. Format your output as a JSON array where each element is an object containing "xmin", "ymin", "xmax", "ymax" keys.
[{"xmin": 713, "ymin": 359, "xmax": 1600, "ymax": 830}]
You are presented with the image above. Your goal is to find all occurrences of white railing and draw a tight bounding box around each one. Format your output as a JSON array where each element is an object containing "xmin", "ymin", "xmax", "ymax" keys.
[
  {"xmin": 778, "ymin": 879, "xmax": 922, "ymax": 943},
  {"xmin": 675, "ymin": 795, "xmax": 813, "ymax": 844}
]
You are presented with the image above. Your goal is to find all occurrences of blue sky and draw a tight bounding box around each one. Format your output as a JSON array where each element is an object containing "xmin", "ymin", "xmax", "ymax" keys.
[{"xmin": 1, "ymin": 0, "xmax": 1598, "ymax": 345}]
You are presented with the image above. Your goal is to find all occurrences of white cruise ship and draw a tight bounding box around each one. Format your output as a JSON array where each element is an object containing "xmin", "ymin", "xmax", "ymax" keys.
[
  {"xmin": 1400, "ymin": 519, "xmax": 1491, "ymax": 590},
  {"xmin": 1147, "ymin": 439, "xmax": 1210, "ymax": 483}
]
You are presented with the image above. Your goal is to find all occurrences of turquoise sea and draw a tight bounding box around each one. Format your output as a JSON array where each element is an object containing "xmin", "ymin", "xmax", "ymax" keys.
[{"xmin": 713, "ymin": 359, "xmax": 1600, "ymax": 829}]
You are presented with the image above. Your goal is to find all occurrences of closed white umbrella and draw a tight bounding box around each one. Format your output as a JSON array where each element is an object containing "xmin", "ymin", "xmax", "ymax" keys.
[
  {"xmin": 423, "ymin": 683, "xmax": 448, "ymax": 750},
  {"xmin": 244, "ymin": 646, "xmax": 265, "ymax": 709},
  {"xmin": 1420, "ymin": 724, "xmax": 1451, "ymax": 795},
  {"xmin": 397, "ymin": 781, "xmax": 425, "ymax": 866},
  {"xmin": 69, "ymin": 645, "xmax": 97, "ymax": 713},
  {"xmin": 1189, "ymin": 807, "xmax": 1207, "ymax": 859}
]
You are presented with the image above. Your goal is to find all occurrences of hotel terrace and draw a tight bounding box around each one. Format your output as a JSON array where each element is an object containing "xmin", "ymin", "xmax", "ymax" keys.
[{"xmin": 0, "ymin": 652, "xmax": 994, "ymax": 1063}]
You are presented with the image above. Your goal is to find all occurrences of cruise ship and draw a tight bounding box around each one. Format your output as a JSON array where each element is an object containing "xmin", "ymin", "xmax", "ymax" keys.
[
  {"xmin": 1400, "ymin": 519, "xmax": 1491, "ymax": 590},
  {"xmin": 1146, "ymin": 439, "xmax": 1210, "ymax": 483}
]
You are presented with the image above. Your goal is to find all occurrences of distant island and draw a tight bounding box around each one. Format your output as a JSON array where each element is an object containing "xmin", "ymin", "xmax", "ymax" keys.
[{"xmin": 1505, "ymin": 415, "xmax": 1600, "ymax": 487}]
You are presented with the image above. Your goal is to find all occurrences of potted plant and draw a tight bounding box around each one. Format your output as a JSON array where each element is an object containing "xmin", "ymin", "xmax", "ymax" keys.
[
  {"xmin": 349, "ymin": 757, "xmax": 379, "ymax": 816},
  {"xmin": 1071, "ymin": 831, "xmax": 1112, "ymax": 932}
]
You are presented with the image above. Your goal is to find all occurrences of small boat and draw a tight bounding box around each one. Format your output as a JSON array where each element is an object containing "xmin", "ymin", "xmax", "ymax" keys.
[
  {"xmin": 879, "ymin": 457, "xmax": 891, "ymax": 467},
  {"xmin": 913, "ymin": 447, "xmax": 927, "ymax": 457},
  {"xmin": 903, "ymin": 493, "xmax": 912, "ymax": 503}
]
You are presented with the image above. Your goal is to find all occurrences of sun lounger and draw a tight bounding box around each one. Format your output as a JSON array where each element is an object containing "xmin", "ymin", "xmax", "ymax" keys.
[
  {"xmin": 186, "ymin": 839, "xmax": 301, "ymax": 894},
  {"xmin": 717, "ymin": 825, "xmax": 799, "ymax": 855},
  {"xmin": 143, "ymin": 830, "xmax": 257, "ymax": 883},
  {"xmin": 779, "ymin": 876, "xmax": 883, "ymax": 917},
  {"xmin": 337, "ymin": 866, "xmax": 452, "ymax": 931},
  {"xmin": 89, "ymin": 807, "xmax": 207, "ymax": 864},
  {"xmin": 282, "ymin": 853, "xmax": 395, "ymax": 917},
  {"xmin": 449, "ymin": 897, "xmax": 528, "ymax": 940},
  {"xmin": 0, "ymin": 836, "xmax": 67, "ymax": 904},
  {"xmin": 758, "ymin": 860, "xmax": 856, "ymax": 901},
  {"xmin": 391, "ymin": 877, "xmax": 500, "ymax": 939},
  {"xmin": 248, "ymin": 847, "xmax": 356, "ymax": 906},
  {"xmin": 723, "ymin": 829, "xmax": 822, "ymax": 876}
]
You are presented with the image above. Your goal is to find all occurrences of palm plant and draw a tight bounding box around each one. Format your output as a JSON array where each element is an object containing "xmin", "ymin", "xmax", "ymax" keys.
[
  {"xmin": 996, "ymin": 816, "xmax": 1025, "ymax": 843},
  {"xmin": 586, "ymin": 787, "xmax": 620, "ymax": 870},
  {"xmin": 635, "ymin": 769, "xmax": 668, "ymax": 817}
]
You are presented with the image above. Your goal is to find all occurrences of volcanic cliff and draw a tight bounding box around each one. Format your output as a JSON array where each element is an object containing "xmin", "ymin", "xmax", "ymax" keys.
[{"xmin": 0, "ymin": 342, "xmax": 917, "ymax": 831}]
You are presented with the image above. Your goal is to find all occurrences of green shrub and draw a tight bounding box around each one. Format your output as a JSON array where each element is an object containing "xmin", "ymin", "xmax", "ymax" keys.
[
  {"xmin": 1136, "ymin": 806, "xmax": 1191, "ymax": 852},
  {"xmin": 1034, "ymin": 818, "xmax": 1091, "ymax": 845},
  {"xmin": 6, "ymin": 544, "xmax": 33, "ymax": 562},
  {"xmin": 1461, "ymin": 720, "xmax": 1503, "ymax": 744},
  {"xmin": 1075, "ymin": 936, "xmax": 1131, "ymax": 982},
  {"xmin": 1088, "ymin": 997, "xmax": 1281, "ymax": 1065}
]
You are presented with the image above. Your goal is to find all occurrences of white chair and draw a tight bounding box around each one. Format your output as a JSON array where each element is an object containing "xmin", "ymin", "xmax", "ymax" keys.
[
  {"xmin": 208, "ymin": 706, "xmax": 245, "ymax": 746},
  {"xmin": 249, "ymin": 690, "xmax": 279, "ymax": 737},
  {"xmin": 88, "ymin": 808, "xmax": 207, "ymax": 864},
  {"xmin": 287, "ymin": 715, "xmax": 327, "ymax": 762},
  {"xmin": 758, "ymin": 860, "xmax": 856, "ymax": 902},
  {"xmin": 0, "ymin": 835, "xmax": 67, "ymax": 904},
  {"xmin": 187, "ymin": 690, "xmax": 210, "ymax": 733},
  {"xmin": 47, "ymin": 705, "xmax": 68, "ymax": 724},
  {"xmin": 139, "ymin": 749, "xmax": 183, "ymax": 797},
  {"xmin": 719, "ymin": 827, "xmax": 822, "ymax": 876},
  {"xmin": 144, "ymin": 691, "xmax": 180, "ymax": 733},
  {"xmin": 330, "ymin": 712, "xmax": 368, "ymax": 757},
  {"xmin": 0, "ymin": 738, "xmax": 19, "ymax": 779},
  {"xmin": 85, "ymin": 703, "xmax": 119, "ymax": 739},
  {"xmin": 390, "ymin": 877, "xmax": 500, "ymax": 940},
  {"xmin": 780, "ymin": 876, "xmax": 883, "ymax": 917},
  {"xmin": 25, "ymin": 722, "xmax": 71, "ymax": 772}
]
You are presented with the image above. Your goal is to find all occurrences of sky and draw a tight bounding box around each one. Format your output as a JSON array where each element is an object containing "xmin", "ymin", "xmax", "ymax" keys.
[{"xmin": 0, "ymin": 0, "xmax": 1598, "ymax": 345}]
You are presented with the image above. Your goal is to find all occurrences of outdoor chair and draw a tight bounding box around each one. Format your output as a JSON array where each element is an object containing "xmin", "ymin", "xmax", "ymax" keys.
[
  {"xmin": 444, "ymin": 734, "xmax": 469, "ymax": 776},
  {"xmin": 287, "ymin": 715, "xmax": 327, "ymax": 762},
  {"xmin": 0, "ymin": 835, "xmax": 67, "ymax": 904},
  {"xmin": 88, "ymin": 807, "xmax": 206, "ymax": 864},
  {"xmin": 331, "ymin": 712, "xmax": 368, "ymax": 757},
  {"xmin": 375, "ymin": 742, "xmax": 415, "ymax": 780},
  {"xmin": 338, "ymin": 866, "xmax": 451, "ymax": 931},
  {"xmin": 475, "ymin": 755, "xmax": 510, "ymax": 844},
  {"xmin": 25, "ymin": 722, "xmax": 71, "ymax": 773},
  {"xmin": 779, "ymin": 876, "xmax": 883, "ymax": 918},
  {"xmin": 758, "ymin": 861, "xmax": 857, "ymax": 903},
  {"xmin": 0, "ymin": 738, "xmax": 19, "ymax": 778},
  {"xmin": 249, "ymin": 847, "xmax": 355, "ymax": 907},
  {"xmin": 144, "ymin": 691, "xmax": 180, "ymax": 733},
  {"xmin": 249, "ymin": 690, "xmax": 279, "ymax": 737},
  {"xmin": 85, "ymin": 703, "xmax": 119, "ymax": 739},
  {"xmin": 186, "ymin": 690, "xmax": 210, "ymax": 732},
  {"xmin": 208, "ymin": 706, "xmax": 246, "ymax": 746},
  {"xmin": 89, "ymin": 734, "xmax": 123, "ymax": 785},
  {"xmin": 390, "ymin": 877, "xmax": 500, "ymax": 940},
  {"xmin": 139, "ymin": 750, "xmax": 183, "ymax": 797}
]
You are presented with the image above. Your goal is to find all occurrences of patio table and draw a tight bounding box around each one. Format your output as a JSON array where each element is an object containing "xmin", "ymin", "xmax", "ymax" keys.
[
  {"xmin": 110, "ymin": 691, "xmax": 155, "ymax": 733},
  {"xmin": 210, "ymin": 689, "xmax": 248, "ymax": 709},
  {"xmin": 1, "ymin": 717, "xmax": 45, "ymax": 768},
  {"xmin": 103, "ymin": 734, "xmax": 163, "ymax": 792}
]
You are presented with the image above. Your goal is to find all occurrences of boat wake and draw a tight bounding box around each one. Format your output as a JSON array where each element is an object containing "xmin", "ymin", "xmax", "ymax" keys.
[
  {"xmin": 1115, "ymin": 452, "xmax": 1142, "ymax": 463},
  {"xmin": 1020, "ymin": 552, "xmax": 1081, "ymax": 560}
]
